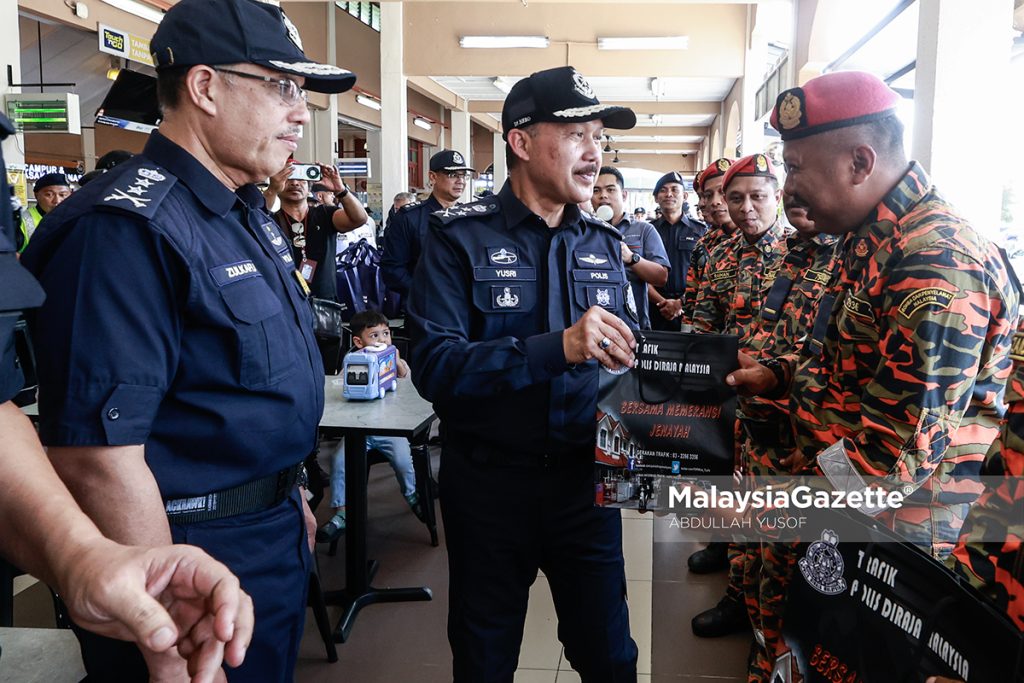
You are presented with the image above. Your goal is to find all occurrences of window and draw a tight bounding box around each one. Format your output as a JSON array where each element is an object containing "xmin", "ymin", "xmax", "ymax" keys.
[{"xmin": 335, "ymin": 1, "xmax": 381, "ymax": 31}]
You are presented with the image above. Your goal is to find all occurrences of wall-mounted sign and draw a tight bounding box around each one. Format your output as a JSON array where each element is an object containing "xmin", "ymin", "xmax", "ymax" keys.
[
  {"xmin": 337, "ymin": 158, "xmax": 371, "ymax": 177},
  {"xmin": 4, "ymin": 94, "xmax": 82, "ymax": 134},
  {"xmin": 98, "ymin": 23, "xmax": 154, "ymax": 67}
]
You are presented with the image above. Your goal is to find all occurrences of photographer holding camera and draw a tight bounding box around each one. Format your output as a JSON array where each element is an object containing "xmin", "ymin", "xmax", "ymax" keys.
[{"xmin": 265, "ymin": 161, "xmax": 368, "ymax": 300}]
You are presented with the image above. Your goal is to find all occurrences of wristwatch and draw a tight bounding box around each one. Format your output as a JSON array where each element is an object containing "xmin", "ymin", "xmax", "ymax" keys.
[
  {"xmin": 759, "ymin": 357, "xmax": 789, "ymax": 399},
  {"xmin": 337, "ymin": 184, "xmax": 349, "ymax": 199},
  {"xmin": 629, "ymin": 252, "xmax": 641, "ymax": 266}
]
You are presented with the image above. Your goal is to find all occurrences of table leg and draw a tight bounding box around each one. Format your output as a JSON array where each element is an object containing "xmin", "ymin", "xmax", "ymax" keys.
[{"xmin": 323, "ymin": 431, "xmax": 433, "ymax": 642}]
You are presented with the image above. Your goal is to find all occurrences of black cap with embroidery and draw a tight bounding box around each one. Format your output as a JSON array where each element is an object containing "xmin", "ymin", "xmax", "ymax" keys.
[
  {"xmin": 653, "ymin": 171, "xmax": 685, "ymax": 196},
  {"xmin": 501, "ymin": 66, "xmax": 636, "ymax": 141},
  {"xmin": 429, "ymin": 149, "xmax": 475, "ymax": 173},
  {"xmin": 151, "ymin": 0, "xmax": 357, "ymax": 94},
  {"xmin": 33, "ymin": 173, "xmax": 69, "ymax": 193}
]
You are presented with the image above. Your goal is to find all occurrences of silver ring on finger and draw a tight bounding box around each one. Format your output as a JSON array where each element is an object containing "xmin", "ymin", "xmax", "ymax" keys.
[{"xmin": 599, "ymin": 337, "xmax": 612, "ymax": 350}]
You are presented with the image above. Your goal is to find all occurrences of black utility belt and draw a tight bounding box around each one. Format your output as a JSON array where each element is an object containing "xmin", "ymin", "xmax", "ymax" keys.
[
  {"xmin": 164, "ymin": 462, "xmax": 303, "ymax": 524},
  {"xmin": 739, "ymin": 418, "xmax": 795, "ymax": 450}
]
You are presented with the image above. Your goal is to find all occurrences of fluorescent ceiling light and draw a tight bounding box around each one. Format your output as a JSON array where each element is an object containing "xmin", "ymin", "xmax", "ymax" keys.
[
  {"xmin": 356, "ymin": 94, "xmax": 382, "ymax": 111},
  {"xmin": 460, "ymin": 36, "xmax": 549, "ymax": 49},
  {"xmin": 413, "ymin": 117, "xmax": 432, "ymax": 130},
  {"xmin": 598, "ymin": 36, "xmax": 689, "ymax": 51},
  {"xmin": 615, "ymin": 148, "xmax": 694, "ymax": 155},
  {"xmin": 100, "ymin": 0, "xmax": 164, "ymax": 23}
]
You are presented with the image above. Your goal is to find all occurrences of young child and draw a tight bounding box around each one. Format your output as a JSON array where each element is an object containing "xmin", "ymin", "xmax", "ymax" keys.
[{"xmin": 317, "ymin": 310, "xmax": 423, "ymax": 542}]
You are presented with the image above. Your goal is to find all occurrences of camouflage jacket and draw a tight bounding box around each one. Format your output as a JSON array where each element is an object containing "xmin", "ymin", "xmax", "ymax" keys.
[
  {"xmin": 739, "ymin": 232, "xmax": 841, "ymax": 423},
  {"xmin": 691, "ymin": 221, "xmax": 791, "ymax": 346},
  {"xmin": 680, "ymin": 226, "xmax": 737, "ymax": 327},
  {"xmin": 790, "ymin": 162, "xmax": 1020, "ymax": 555},
  {"xmin": 951, "ymin": 315, "xmax": 1024, "ymax": 630}
]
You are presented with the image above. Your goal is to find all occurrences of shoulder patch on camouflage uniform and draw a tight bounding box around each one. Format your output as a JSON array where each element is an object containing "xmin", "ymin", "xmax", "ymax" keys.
[
  {"xmin": 95, "ymin": 165, "xmax": 177, "ymax": 220},
  {"xmin": 843, "ymin": 294, "xmax": 875, "ymax": 322},
  {"xmin": 432, "ymin": 200, "xmax": 499, "ymax": 226},
  {"xmin": 803, "ymin": 269, "xmax": 830, "ymax": 285},
  {"xmin": 897, "ymin": 287, "xmax": 955, "ymax": 319}
]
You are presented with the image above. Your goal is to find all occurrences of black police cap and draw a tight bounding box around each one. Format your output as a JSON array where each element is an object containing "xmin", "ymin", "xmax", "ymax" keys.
[
  {"xmin": 151, "ymin": 0, "xmax": 357, "ymax": 95},
  {"xmin": 501, "ymin": 67, "xmax": 636, "ymax": 141},
  {"xmin": 653, "ymin": 171, "xmax": 685, "ymax": 196},
  {"xmin": 34, "ymin": 173, "xmax": 69, "ymax": 193},
  {"xmin": 429, "ymin": 149, "xmax": 475, "ymax": 173},
  {"xmin": 96, "ymin": 149, "xmax": 133, "ymax": 171}
]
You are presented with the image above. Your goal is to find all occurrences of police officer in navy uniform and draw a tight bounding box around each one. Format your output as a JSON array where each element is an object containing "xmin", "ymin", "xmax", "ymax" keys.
[
  {"xmin": 381, "ymin": 148, "xmax": 475, "ymax": 301},
  {"xmin": 649, "ymin": 171, "xmax": 707, "ymax": 331},
  {"xmin": 21, "ymin": 0, "xmax": 356, "ymax": 679},
  {"xmin": 408, "ymin": 66, "xmax": 641, "ymax": 682}
]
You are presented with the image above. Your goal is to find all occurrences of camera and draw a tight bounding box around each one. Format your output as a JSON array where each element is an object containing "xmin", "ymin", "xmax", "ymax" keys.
[{"xmin": 289, "ymin": 163, "xmax": 322, "ymax": 182}]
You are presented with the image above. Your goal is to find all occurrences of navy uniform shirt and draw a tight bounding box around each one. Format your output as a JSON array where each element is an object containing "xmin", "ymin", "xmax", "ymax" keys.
[
  {"xmin": 380, "ymin": 194, "xmax": 442, "ymax": 297},
  {"xmin": 21, "ymin": 132, "xmax": 324, "ymax": 498},
  {"xmin": 652, "ymin": 214, "xmax": 707, "ymax": 296},
  {"xmin": 407, "ymin": 182, "xmax": 638, "ymax": 455},
  {"xmin": 615, "ymin": 216, "xmax": 670, "ymax": 329}
]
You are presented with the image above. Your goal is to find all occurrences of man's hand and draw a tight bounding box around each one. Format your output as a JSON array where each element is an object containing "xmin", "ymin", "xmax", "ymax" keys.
[
  {"xmin": 563, "ymin": 306, "xmax": 636, "ymax": 371},
  {"xmin": 268, "ymin": 164, "xmax": 291, "ymax": 196},
  {"xmin": 620, "ymin": 242, "xmax": 634, "ymax": 264},
  {"xmin": 318, "ymin": 164, "xmax": 346, "ymax": 194},
  {"xmin": 300, "ymin": 493, "xmax": 316, "ymax": 553},
  {"xmin": 655, "ymin": 298, "xmax": 682, "ymax": 320},
  {"xmin": 61, "ymin": 541, "xmax": 254, "ymax": 683},
  {"xmin": 726, "ymin": 351, "xmax": 778, "ymax": 397},
  {"xmin": 779, "ymin": 449, "xmax": 809, "ymax": 474}
]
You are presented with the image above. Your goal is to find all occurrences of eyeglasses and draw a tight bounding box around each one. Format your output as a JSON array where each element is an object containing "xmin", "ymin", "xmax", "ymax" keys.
[
  {"xmin": 443, "ymin": 171, "xmax": 471, "ymax": 180},
  {"xmin": 212, "ymin": 67, "xmax": 308, "ymax": 106}
]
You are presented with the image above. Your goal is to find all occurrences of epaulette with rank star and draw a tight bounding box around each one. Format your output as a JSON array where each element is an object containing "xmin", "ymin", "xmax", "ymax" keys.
[
  {"xmin": 431, "ymin": 199, "xmax": 500, "ymax": 226},
  {"xmin": 94, "ymin": 163, "xmax": 177, "ymax": 219},
  {"xmin": 397, "ymin": 200, "xmax": 422, "ymax": 213}
]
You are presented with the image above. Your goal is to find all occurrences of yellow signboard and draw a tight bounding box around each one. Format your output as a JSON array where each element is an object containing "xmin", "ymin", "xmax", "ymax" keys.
[
  {"xmin": 98, "ymin": 23, "xmax": 154, "ymax": 68},
  {"xmin": 6, "ymin": 168, "xmax": 27, "ymax": 209}
]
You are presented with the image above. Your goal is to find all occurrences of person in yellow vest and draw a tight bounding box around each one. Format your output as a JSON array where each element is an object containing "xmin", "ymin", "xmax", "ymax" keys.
[{"xmin": 17, "ymin": 173, "xmax": 71, "ymax": 253}]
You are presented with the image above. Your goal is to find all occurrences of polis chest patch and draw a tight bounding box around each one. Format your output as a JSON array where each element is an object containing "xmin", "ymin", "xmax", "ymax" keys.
[
  {"xmin": 843, "ymin": 295, "xmax": 875, "ymax": 322},
  {"xmin": 897, "ymin": 287, "xmax": 955, "ymax": 319},
  {"xmin": 210, "ymin": 260, "xmax": 260, "ymax": 286}
]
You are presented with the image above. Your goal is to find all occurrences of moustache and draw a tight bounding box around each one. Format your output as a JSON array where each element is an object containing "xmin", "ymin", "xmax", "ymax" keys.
[
  {"xmin": 574, "ymin": 165, "xmax": 599, "ymax": 176},
  {"xmin": 785, "ymin": 195, "xmax": 810, "ymax": 210}
]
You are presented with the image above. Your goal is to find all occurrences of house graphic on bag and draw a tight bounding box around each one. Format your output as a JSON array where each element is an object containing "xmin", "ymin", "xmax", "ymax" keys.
[{"xmin": 595, "ymin": 411, "xmax": 637, "ymax": 467}]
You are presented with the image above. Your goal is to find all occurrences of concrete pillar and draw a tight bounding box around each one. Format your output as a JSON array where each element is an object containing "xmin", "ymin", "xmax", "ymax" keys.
[
  {"xmin": 450, "ymin": 109, "xmax": 471, "ymax": 202},
  {"xmin": 82, "ymin": 128, "xmax": 96, "ymax": 172},
  {"xmin": 366, "ymin": 128, "xmax": 383, "ymax": 184},
  {"xmin": 491, "ymin": 131, "xmax": 507, "ymax": 191},
  {"xmin": 913, "ymin": 0, "xmax": 1012, "ymax": 233},
  {"xmin": 1, "ymin": 0, "xmax": 24, "ymax": 169},
  {"xmin": 438, "ymin": 103, "xmax": 446, "ymax": 149},
  {"xmin": 740, "ymin": 5, "xmax": 766, "ymax": 155},
  {"xmin": 380, "ymin": 2, "xmax": 408, "ymax": 214}
]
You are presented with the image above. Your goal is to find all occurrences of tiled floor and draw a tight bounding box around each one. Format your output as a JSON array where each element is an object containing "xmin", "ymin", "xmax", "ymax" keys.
[{"xmin": 8, "ymin": 446, "xmax": 751, "ymax": 682}]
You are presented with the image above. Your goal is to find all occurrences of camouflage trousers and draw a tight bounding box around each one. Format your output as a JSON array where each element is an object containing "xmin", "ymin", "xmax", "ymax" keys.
[{"xmin": 742, "ymin": 440, "xmax": 798, "ymax": 682}]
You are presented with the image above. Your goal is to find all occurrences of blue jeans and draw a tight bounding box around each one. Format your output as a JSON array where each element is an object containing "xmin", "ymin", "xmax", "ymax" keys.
[{"xmin": 330, "ymin": 435, "xmax": 416, "ymax": 508}]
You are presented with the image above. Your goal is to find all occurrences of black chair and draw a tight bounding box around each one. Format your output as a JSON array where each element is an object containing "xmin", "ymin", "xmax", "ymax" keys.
[
  {"xmin": 325, "ymin": 440, "xmax": 438, "ymax": 556},
  {"xmin": 305, "ymin": 557, "xmax": 338, "ymax": 662}
]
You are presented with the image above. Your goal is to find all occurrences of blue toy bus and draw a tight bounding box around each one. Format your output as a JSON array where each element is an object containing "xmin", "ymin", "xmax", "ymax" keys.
[{"xmin": 342, "ymin": 344, "xmax": 399, "ymax": 400}]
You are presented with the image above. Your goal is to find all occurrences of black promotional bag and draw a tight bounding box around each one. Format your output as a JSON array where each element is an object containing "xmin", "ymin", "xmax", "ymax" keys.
[
  {"xmin": 776, "ymin": 509, "xmax": 1024, "ymax": 683},
  {"xmin": 594, "ymin": 330, "xmax": 738, "ymax": 510}
]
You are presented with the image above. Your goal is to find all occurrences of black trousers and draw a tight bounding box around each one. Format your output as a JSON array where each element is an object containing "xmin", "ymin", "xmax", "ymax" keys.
[{"xmin": 440, "ymin": 445, "xmax": 638, "ymax": 683}]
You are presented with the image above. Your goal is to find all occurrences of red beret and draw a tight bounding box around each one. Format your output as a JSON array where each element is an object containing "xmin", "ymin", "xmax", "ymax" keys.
[
  {"xmin": 700, "ymin": 158, "xmax": 733, "ymax": 188},
  {"xmin": 770, "ymin": 71, "xmax": 900, "ymax": 141},
  {"xmin": 693, "ymin": 169, "xmax": 704, "ymax": 194},
  {"xmin": 722, "ymin": 153, "xmax": 777, "ymax": 190}
]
